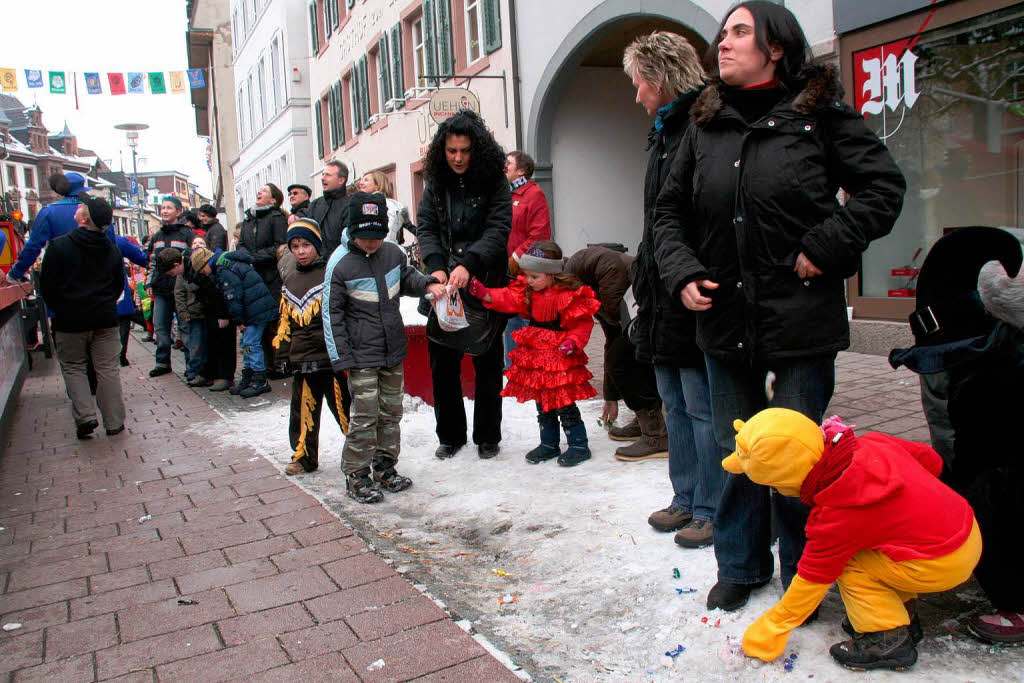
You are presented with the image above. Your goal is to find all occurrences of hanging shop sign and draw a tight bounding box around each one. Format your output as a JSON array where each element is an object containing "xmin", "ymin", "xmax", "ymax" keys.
[{"xmin": 428, "ymin": 88, "xmax": 480, "ymax": 125}]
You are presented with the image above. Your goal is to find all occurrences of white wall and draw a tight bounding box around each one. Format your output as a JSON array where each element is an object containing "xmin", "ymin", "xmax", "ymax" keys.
[{"xmin": 550, "ymin": 67, "xmax": 650, "ymax": 256}]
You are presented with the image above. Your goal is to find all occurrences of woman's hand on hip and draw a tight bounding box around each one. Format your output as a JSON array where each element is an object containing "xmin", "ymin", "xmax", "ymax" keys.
[
  {"xmin": 794, "ymin": 252, "xmax": 822, "ymax": 279},
  {"xmin": 681, "ymin": 280, "xmax": 717, "ymax": 311}
]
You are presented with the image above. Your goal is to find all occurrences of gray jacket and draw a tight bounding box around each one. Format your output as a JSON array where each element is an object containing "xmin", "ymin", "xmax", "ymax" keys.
[
  {"xmin": 324, "ymin": 238, "xmax": 436, "ymax": 371},
  {"xmin": 174, "ymin": 270, "xmax": 205, "ymax": 322}
]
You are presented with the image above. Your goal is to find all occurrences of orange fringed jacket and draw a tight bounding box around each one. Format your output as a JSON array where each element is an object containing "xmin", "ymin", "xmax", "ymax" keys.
[{"xmin": 481, "ymin": 277, "xmax": 601, "ymax": 412}]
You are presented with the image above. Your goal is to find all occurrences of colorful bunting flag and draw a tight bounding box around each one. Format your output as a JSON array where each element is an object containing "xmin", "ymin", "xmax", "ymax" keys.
[
  {"xmin": 169, "ymin": 71, "xmax": 186, "ymax": 93},
  {"xmin": 186, "ymin": 68, "xmax": 205, "ymax": 89},
  {"xmin": 25, "ymin": 69, "xmax": 43, "ymax": 88},
  {"xmin": 49, "ymin": 71, "xmax": 66, "ymax": 94},
  {"xmin": 108, "ymin": 72, "xmax": 126, "ymax": 95},
  {"xmin": 126, "ymin": 72, "xmax": 145, "ymax": 94},
  {"xmin": 148, "ymin": 72, "xmax": 166, "ymax": 94},
  {"xmin": 0, "ymin": 69, "xmax": 17, "ymax": 93},
  {"xmin": 84, "ymin": 72, "xmax": 103, "ymax": 94}
]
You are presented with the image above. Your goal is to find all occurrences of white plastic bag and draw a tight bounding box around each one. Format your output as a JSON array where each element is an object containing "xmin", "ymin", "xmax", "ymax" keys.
[{"xmin": 433, "ymin": 287, "xmax": 469, "ymax": 332}]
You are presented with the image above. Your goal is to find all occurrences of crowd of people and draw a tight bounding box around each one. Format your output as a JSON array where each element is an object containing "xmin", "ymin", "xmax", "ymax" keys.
[{"xmin": 6, "ymin": 0, "xmax": 1021, "ymax": 673}]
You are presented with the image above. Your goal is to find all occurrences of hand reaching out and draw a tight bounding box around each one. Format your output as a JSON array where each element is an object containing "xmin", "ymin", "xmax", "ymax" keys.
[
  {"xmin": 426, "ymin": 283, "xmax": 447, "ymax": 300},
  {"xmin": 681, "ymin": 279, "xmax": 718, "ymax": 311}
]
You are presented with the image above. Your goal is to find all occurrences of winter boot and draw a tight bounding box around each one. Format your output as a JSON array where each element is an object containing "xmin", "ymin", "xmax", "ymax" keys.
[
  {"xmin": 209, "ymin": 379, "xmax": 232, "ymax": 392},
  {"xmin": 119, "ymin": 354, "xmax": 130, "ymax": 367},
  {"xmin": 372, "ymin": 458, "xmax": 413, "ymax": 492},
  {"xmin": 558, "ymin": 421, "xmax": 591, "ymax": 467},
  {"xmin": 525, "ymin": 413, "xmax": 561, "ymax": 464},
  {"xmin": 239, "ymin": 371, "xmax": 271, "ymax": 398},
  {"xmin": 842, "ymin": 600, "xmax": 924, "ymax": 644},
  {"xmin": 229, "ymin": 368, "xmax": 253, "ymax": 395},
  {"xmin": 346, "ymin": 468, "xmax": 384, "ymax": 504},
  {"xmin": 608, "ymin": 415, "xmax": 641, "ymax": 441},
  {"xmin": 614, "ymin": 408, "xmax": 669, "ymax": 461},
  {"xmin": 829, "ymin": 626, "xmax": 918, "ymax": 671}
]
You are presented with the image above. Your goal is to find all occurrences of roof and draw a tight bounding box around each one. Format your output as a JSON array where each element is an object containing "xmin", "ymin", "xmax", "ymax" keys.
[
  {"xmin": 0, "ymin": 108, "xmax": 10, "ymax": 126},
  {"xmin": 136, "ymin": 170, "xmax": 191, "ymax": 179},
  {"xmin": 0, "ymin": 93, "xmax": 29, "ymax": 130},
  {"xmin": 48, "ymin": 121, "xmax": 74, "ymax": 140}
]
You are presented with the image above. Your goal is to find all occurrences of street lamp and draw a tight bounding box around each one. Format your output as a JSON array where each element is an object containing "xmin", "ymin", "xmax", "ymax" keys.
[{"xmin": 114, "ymin": 123, "xmax": 149, "ymax": 239}]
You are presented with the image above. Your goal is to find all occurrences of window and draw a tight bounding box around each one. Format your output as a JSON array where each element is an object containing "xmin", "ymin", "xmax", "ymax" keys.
[
  {"xmin": 308, "ymin": 2, "xmax": 320, "ymax": 54},
  {"xmin": 368, "ymin": 47, "xmax": 383, "ymax": 118},
  {"xmin": 315, "ymin": 96, "xmax": 325, "ymax": 158},
  {"xmin": 6, "ymin": 165, "xmax": 16, "ymax": 187},
  {"xmin": 324, "ymin": 0, "xmax": 333, "ymax": 40},
  {"xmin": 343, "ymin": 72, "xmax": 355, "ymax": 140},
  {"xmin": 332, "ymin": 0, "xmax": 340, "ymax": 30},
  {"xmin": 331, "ymin": 81, "xmax": 345, "ymax": 146},
  {"xmin": 412, "ymin": 18, "xmax": 427, "ymax": 88},
  {"xmin": 232, "ymin": 6, "xmax": 242, "ymax": 52},
  {"xmin": 271, "ymin": 35, "xmax": 285, "ymax": 111},
  {"xmin": 389, "ymin": 23, "xmax": 404, "ymax": 106},
  {"xmin": 24, "ymin": 167, "xmax": 34, "ymax": 188},
  {"xmin": 358, "ymin": 56, "xmax": 370, "ymax": 130},
  {"xmin": 375, "ymin": 46, "xmax": 389, "ymax": 114},
  {"xmin": 247, "ymin": 72, "xmax": 256, "ymax": 135},
  {"xmin": 349, "ymin": 67, "xmax": 362, "ymax": 135},
  {"xmin": 465, "ymin": 0, "xmax": 483, "ymax": 64},
  {"xmin": 147, "ymin": 178, "xmax": 156, "ymax": 190},
  {"xmin": 243, "ymin": 0, "xmax": 254, "ymax": 37},
  {"xmin": 237, "ymin": 85, "xmax": 248, "ymax": 143},
  {"xmin": 481, "ymin": 0, "xmax": 501, "ymax": 54},
  {"xmin": 257, "ymin": 55, "xmax": 268, "ymax": 125}
]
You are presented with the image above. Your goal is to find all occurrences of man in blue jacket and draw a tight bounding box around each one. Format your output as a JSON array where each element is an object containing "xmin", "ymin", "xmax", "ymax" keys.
[{"xmin": 6, "ymin": 172, "xmax": 89, "ymax": 283}]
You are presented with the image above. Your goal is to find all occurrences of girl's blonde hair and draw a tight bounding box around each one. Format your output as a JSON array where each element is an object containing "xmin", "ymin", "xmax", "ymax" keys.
[
  {"xmin": 362, "ymin": 170, "xmax": 395, "ymax": 199},
  {"xmin": 622, "ymin": 31, "xmax": 706, "ymax": 97}
]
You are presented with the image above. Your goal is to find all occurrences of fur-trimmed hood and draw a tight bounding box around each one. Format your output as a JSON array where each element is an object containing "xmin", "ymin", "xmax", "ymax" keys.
[{"xmin": 690, "ymin": 64, "xmax": 843, "ymax": 125}]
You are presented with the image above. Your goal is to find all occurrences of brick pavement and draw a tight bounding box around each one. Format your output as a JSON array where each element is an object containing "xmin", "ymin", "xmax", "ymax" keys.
[{"xmin": 0, "ymin": 338, "xmax": 522, "ymax": 682}]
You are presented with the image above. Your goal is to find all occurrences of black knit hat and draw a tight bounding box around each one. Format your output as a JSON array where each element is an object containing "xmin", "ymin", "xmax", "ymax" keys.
[
  {"xmin": 348, "ymin": 192, "xmax": 388, "ymax": 239},
  {"xmin": 76, "ymin": 192, "xmax": 113, "ymax": 229}
]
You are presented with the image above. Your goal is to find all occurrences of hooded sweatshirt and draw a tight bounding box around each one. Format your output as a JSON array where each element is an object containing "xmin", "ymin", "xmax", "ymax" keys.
[
  {"xmin": 39, "ymin": 226, "xmax": 124, "ymax": 333},
  {"xmin": 10, "ymin": 172, "xmax": 88, "ymax": 279}
]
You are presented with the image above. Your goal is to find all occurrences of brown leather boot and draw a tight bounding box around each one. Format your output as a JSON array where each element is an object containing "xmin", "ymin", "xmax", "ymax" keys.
[
  {"xmin": 607, "ymin": 416, "xmax": 641, "ymax": 441},
  {"xmin": 614, "ymin": 409, "xmax": 669, "ymax": 461}
]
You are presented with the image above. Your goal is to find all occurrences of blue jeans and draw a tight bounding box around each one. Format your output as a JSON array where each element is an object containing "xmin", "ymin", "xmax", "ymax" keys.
[
  {"xmin": 152, "ymin": 294, "xmax": 173, "ymax": 369},
  {"xmin": 705, "ymin": 353, "xmax": 836, "ymax": 588},
  {"xmin": 503, "ymin": 315, "xmax": 528, "ymax": 371},
  {"xmin": 184, "ymin": 319, "xmax": 207, "ymax": 378},
  {"xmin": 240, "ymin": 322, "xmax": 267, "ymax": 372},
  {"xmin": 654, "ymin": 364, "xmax": 723, "ymax": 522}
]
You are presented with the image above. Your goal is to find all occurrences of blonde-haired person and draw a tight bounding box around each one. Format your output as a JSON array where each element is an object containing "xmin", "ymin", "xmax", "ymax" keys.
[
  {"xmin": 357, "ymin": 171, "xmax": 409, "ymax": 245},
  {"xmin": 623, "ymin": 31, "xmax": 720, "ymax": 551}
]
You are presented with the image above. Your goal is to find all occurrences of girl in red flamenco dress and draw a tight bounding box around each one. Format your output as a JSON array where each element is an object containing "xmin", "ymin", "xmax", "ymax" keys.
[{"xmin": 468, "ymin": 241, "xmax": 600, "ymax": 466}]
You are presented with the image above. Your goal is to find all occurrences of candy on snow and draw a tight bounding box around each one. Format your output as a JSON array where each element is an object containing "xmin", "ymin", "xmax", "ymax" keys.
[
  {"xmin": 664, "ymin": 644, "xmax": 686, "ymax": 658},
  {"xmin": 675, "ymin": 588, "xmax": 697, "ymax": 594},
  {"xmin": 673, "ymin": 568, "xmax": 680, "ymax": 579}
]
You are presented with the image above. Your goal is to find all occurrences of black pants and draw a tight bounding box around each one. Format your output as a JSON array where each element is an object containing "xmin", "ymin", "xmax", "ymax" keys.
[
  {"xmin": 203, "ymin": 318, "xmax": 237, "ymax": 381},
  {"xmin": 538, "ymin": 402, "xmax": 583, "ymax": 429},
  {"xmin": 289, "ymin": 369, "xmax": 352, "ymax": 471},
  {"xmin": 429, "ymin": 331, "xmax": 504, "ymax": 446},
  {"xmin": 606, "ymin": 333, "xmax": 661, "ymax": 412},
  {"xmin": 118, "ymin": 316, "xmax": 132, "ymax": 360}
]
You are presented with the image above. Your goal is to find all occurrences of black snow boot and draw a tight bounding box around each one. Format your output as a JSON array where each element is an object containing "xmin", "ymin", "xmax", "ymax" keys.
[
  {"xmin": 346, "ymin": 468, "xmax": 384, "ymax": 503},
  {"xmin": 372, "ymin": 458, "xmax": 412, "ymax": 492},
  {"xmin": 558, "ymin": 421, "xmax": 591, "ymax": 467},
  {"xmin": 239, "ymin": 371, "xmax": 270, "ymax": 398},
  {"xmin": 829, "ymin": 626, "xmax": 918, "ymax": 671},
  {"xmin": 842, "ymin": 601, "xmax": 924, "ymax": 644},
  {"xmin": 230, "ymin": 368, "xmax": 253, "ymax": 395},
  {"xmin": 526, "ymin": 412, "xmax": 560, "ymax": 464}
]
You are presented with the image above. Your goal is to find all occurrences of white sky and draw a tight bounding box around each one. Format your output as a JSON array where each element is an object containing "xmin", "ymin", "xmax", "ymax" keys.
[{"xmin": 4, "ymin": 0, "xmax": 213, "ymax": 196}]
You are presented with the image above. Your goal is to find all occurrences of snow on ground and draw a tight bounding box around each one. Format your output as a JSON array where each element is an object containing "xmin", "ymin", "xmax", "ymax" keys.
[{"xmin": 199, "ymin": 393, "xmax": 1024, "ymax": 682}]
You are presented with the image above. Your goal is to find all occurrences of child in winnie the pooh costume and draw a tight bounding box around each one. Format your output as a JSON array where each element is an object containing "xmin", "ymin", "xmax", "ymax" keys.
[{"xmin": 724, "ymin": 408, "xmax": 981, "ymax": 672}]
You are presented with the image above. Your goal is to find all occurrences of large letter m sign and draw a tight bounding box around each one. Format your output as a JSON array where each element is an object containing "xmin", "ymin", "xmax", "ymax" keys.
[{"xmin": 858, "ymin": 48, "xmax": 920, "ymax": 117}]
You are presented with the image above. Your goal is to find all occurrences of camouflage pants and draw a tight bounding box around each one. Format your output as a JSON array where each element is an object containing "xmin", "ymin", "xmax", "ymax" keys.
[{"xmin": 342, "ymin": 364, "xmax": 404, "ymax": 475}]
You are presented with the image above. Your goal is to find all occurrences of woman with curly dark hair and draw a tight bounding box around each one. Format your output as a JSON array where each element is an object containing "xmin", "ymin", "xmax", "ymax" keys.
[{"xmin": 417, "ymin": 110, "xmax": 512, "ymax": 461}]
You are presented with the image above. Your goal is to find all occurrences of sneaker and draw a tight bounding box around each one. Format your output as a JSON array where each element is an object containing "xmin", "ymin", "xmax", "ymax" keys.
[
  {"xmin": 842, "ymin": 612, "xmax": 924, "ymax": 644},
  {"xmin": 239, "ymin": 371, "xmax": 271, "ymax": 398},
  {"xmin": 209, "ymin": 379, "xmax": 232, "ymax": 392},
  {"xmin": 608, "ymin": 416, "xmax": 641, "ymax": 441},
  {"xmin": 346, "ymin": 468, "xmax": 384, "ymax": 503},
  {"xmin": 706, "ymin": 579, "xmax": 771, "ymax": 611},
  {"xmin": 829, "ymin": 626, "xmax": 918, "ymax": 671},
  {"xmin": 76, "ymin": 419, "xmax": 99, "ymax": 440},
  {"xmin": 372, "ymin": 465, "xmax": 412, "ymax": 492},
  {"xmin": 187, "ymin": 375, "xmax": 213, "ymax": 387},
  {"xmin": 648, "ymin": 505, "xmax": 692, "ymax": 532},
  {"xmin": 105, "ymin": 425, "xmax": 125, "ymax": 436},
  {"xmin": 674, "ymin": 519, "xmax": 713, "ymax": 548},
  {"xmin": 967, "ymin": 611, "xmax": 1024, "ymax": 644},
  {"xmin": 149, "ymin": 366, "xmax": 172, "ymax": 378}
]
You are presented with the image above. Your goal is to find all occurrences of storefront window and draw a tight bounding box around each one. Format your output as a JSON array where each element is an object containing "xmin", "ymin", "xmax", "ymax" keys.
[{"xmin": 854, "ymin": 6, "xmax": 1024, "ymax": 300}]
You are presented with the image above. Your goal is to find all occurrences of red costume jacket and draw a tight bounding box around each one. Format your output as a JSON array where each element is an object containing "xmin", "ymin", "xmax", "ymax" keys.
[
  {"xmin": 482, "ymin": 277, "xmax": 599, "ymax": 411},
  {"xmin": 508, "ymin": 181, "xmax": 551, "ymax": 260}
]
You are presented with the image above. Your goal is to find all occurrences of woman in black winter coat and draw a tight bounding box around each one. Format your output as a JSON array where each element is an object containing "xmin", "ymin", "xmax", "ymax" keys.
[
  {"xmin": 416, "ymin": 110, "xmax": 512, "ymax": 461},
  {"xmin": 652, "ymin": 2, "xmax": 905, "ymax": 619},
  {"xmin": 239, "ymin": 183, "xmax": 288, "ymax": 375}
]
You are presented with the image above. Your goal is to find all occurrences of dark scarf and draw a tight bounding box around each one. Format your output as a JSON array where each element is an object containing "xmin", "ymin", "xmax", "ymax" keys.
[
  {"xmin": 509, "ymin": 176, "xmax": 528, "ymax": 192},
  {"xmin": 322, "ymin": 187, "xmax": 345, "ymax": 202},
  {"xmin": 800, "ymin": 429, "xmax": 856, "ymax": 506},
  {"xmin": 290, "ymin": 199, "xmax": 310, "ymax": 216},
  {"xmin": 721, "ymin": 82, "xmax": 788, "ymax": 124}
]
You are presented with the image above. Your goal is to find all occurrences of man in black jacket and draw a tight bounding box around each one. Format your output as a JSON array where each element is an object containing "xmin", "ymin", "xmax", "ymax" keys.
[
  {"xmin": 197, "ymin": 204, "xmax": 227, "ymax": 252},
  {"xmin": 417, "ymin": 110, "xmax": 512, "ymax": 460},
  {"xmin": 145, "ymin": 197, "xmax": 195, "ymax": 377},
  {"xmin": 308, "ymin": 161, "xmax": 350, "ymax": 258},
  {"xmin": 40, "ymin": 195, "xmax": 126, "ymax": 439}
]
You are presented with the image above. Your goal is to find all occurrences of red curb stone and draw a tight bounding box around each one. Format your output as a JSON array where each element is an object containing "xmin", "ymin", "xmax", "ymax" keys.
[
  {"xmin": 11, "ymin": 653, "xmax": 95, "ymax": 683},
  {"xmin": 304, "ymin": 577, "xmax": 420, "ymax": 624},
  {"xmin": 107, "ymin": 538, "xmax": 183, "ymax": 570},
  {"xmin": 65, "ymin": 505, "xmax": 145, "ymax": 533},
  {"xmin": 0, "ymin": 578, "xmax": 88, "ymax": 615},
  {"xmin": 414, "ymin": 654, "xmax": 523, "ymax": 682},
  {"xmin": 321, "ymin": 553, "xmax": 395, "ymax": 591},
  {"xmin": 341, "ymin": 620, "xmax": 486, "ymax": 681},
  {"xmin": 207, "ymin": 468, "xmax": 275, "ymax": 490},
  {"xmin": 279, "ymin": 619, "xmax": 359, "ymax": 661},
  {"xmin": 86, "ymin": 530, "xmax": 160, "ymax": 554},
  {"xmin": 0, "ymin": 542, "xmax": 31, "ymax": 564},
  {"xmin": 0, "ymin": 629, "xmax": 44, "ymax": 673},
  {"xmin": 70, "ymin": 579, "xmax": 177, "ymax": 620},
  {"xmin": 175, "ymin": 558, "xmax": 278, "ymax": 594},
  {"xmin": 223, "ymin": 536, "xmax": 299, "ymax": 564},
  {"xmin": 160, "ymin": 461, "xmax": 217, "ymax": 479},
  {"xmin": 153, "ymin": 511, "xmax": 244, "ymax": 539},
  {"xmin": 290, "ymin": 521, "xmax": 353, "ymax": 547},
  {"xmin": 138, "ymin": 479, "xmax": 212, "ymax": 496},
  {"xmin": 257, "ymin": 486, "xmax": 308, "ymax": 504},
  {"xmin": 270, "ymin": 537, "xmax": 369, "ymax": 573},
  {"xmin": 95, "ymin": 624, "xmax": 222, "ymax": 680},
  {"xmin": 117, "ymin": 588, "xmax": 235, "ymax": 642},
  {"xmin": 45, "ymin": 612, "xmax": 117, "ymax": 659},
  {"xmin": 6, "ymin": 554, "xmax": 108, "ymax": 592},
  {"xmin": 89, "ymin": 565, "xmax": 149, "ymax": 594},
  {"xmin": 155, "ymin": 637, "xmax": 290, "ymax": 682},
  {"xmin": 245, "ymin": 651, "xmax": 360, "ymax": 682},
  {"xmin": 13, "ymin": 520, "xmax": 65, "ymax": 543},
  {"xmin": 148, "ymin": 549, "xmax": 227, "ymax": 581},
  {"xmin": 142, "ymin": 495, "xmax": 195, "ymax": 516},
  {"xmin": 225, "ymin": 566, "xmax": 336, "ymax": 614},
  {"xmin": 262, "ymin": 508, "xmax": 337, "ymax": 537},
  {"xmin": 0, "ymin": 543, "xmax": 90, "ymax": 573},
  {"xmin": 180, "ymin": 520, "xmax": 270, "ymax": 555},
  {"xmin": 230, "ymin": 475, "xmax": 293, "ymax": 498},
  {"xmin": 344, "ymin": 595, "xmax": 447, "ymax": 641},
  {"xmin": 187, "ymin": 487, "xmax": 240, "ymax": 507},
  {"xmin": 239, "ymin": 494, "xmax": 318, "ymax": 523},
  {"xmin": 181, "ymin": 495, "xmax": 261, "ymax": 521},
  {"xmin": 217, "ymin": 603, "xmax": 314, "ymax": 647},
  {"xmin": 30, "ymin": 524, "xmax": 118, "ymax": 552}
]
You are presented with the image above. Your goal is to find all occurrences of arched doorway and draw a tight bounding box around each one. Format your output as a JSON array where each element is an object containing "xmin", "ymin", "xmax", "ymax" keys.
[{"xmin": 525, "ymin": 1, "xmax": 716, "ymax": 256}]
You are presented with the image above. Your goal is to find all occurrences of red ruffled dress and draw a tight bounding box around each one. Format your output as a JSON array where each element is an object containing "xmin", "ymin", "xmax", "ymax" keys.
[{"xmin": 481, "ymin": 277, "xmax": 601, "ymax": 412}]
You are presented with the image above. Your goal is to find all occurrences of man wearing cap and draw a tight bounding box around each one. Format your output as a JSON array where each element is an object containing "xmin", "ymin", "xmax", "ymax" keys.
[
  {"xmin": 145, "ymin": 197, "xmax": 195, "ymax": 378},
  {"xmin": 287, "ymin": 184, "xmax": 312, "ymax": 222},
  {"xmin": 6, "ymin": 172, "xmax": 90, "ymax": 283},
  {"xmin": 40, "ymin": 195, "xmax": 127, "ymax": 440},
  {"xmin": 197, "ymin": 205, "xmax": 227, "ymax": 252}
]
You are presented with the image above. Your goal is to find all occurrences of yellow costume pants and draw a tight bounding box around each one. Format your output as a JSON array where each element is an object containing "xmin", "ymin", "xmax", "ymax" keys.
[{"xmin": 840, "ymin": 519, "xmax": 982, "ymax": 633}]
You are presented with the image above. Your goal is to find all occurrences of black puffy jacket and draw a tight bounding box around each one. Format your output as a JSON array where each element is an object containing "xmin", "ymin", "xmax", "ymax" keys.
[
  {"xmin": 238, "ymin": 206, "xmax": 288, "ymax": 301},
  {"xmin": 211, "ymin": 251, "xmax": 278, "ymax": 326},
  {"xmin": 653, "ymin": 66, "xmax": 905, "ymax": 363},
  {"xmin": 632, "ymin": 89, "xmax": 704, "ymax": 368}
]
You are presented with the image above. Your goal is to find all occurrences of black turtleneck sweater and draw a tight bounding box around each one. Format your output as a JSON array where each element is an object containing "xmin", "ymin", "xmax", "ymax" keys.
[
  {"xmin": 308, "ymin": 188, "xmax": 351, "ymax": 259},
  {"xmin": 721, "ymin": 84, "xmax": 788, "ymax": 125}
]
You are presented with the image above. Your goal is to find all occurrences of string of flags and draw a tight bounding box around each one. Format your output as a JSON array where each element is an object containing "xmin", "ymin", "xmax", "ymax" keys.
[{"xmin": 0, "ymin": 68, "xmax": 206, "ymax": 95}]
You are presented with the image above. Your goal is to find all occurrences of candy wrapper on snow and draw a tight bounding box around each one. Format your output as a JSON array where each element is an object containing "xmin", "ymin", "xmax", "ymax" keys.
[{"xmin": 664, "ymin": 644, "xmax": 686, "ymax": 658}]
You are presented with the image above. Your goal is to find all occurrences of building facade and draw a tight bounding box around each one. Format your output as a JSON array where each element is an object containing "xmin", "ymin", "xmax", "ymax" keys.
[
  {"xmin": 230, "ymin": 0, "xmax": 314, "ymax": 220},
  {"xmin": 305, "ymin": 0, "xmax": 515, "ymax": 218}
]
